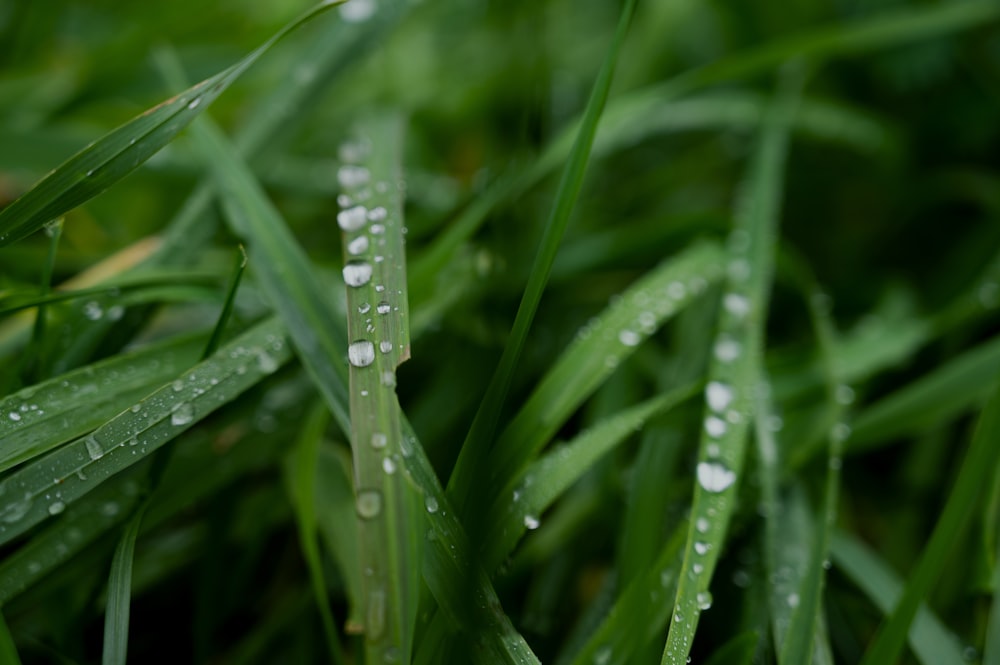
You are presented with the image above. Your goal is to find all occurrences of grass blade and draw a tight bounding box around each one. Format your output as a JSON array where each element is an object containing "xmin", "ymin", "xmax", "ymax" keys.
[
  {"xmin": 0, "ymin": 612, "xmax": 21, "ymax": 665},
  {"xmin": 859, "ymin": 382, "xmax": 1000, "ymax": 665},
  {"xmin": 831, "ymin": 531, "xmax": 967, "ymax": 665},
  {"xmin": 0, "ymin": 1, "xmax": 346, "ymax": 247},
  {"xmin": 660, "ymin": 64, "xmax": 802, "ymax": 665},
  {"xmin": 447, "ymin": 0, "xmax": 639, "ymax": 518},
  {"xmin": 101, "ymin": 504, "xmax": 146, "ymax": 665}
]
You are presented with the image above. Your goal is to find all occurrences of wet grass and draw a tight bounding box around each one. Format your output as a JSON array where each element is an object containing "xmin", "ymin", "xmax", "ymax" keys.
[{"xmin": 1, "ymin": 0, "xmax": 1000, "ymax": 663}]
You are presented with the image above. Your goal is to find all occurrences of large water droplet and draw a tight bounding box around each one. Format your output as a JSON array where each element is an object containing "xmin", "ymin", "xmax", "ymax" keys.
[
  {"xmin": 171, "ymin": 403, "xmax": 194, "ymax": 426},
  {"xmin": 348, "ymin": 340, "xmax": 375, "ymax": 367},
  {"xmin": 356, "ymin": 489, "xmax": 383, "ymax": 519},
  {"xmin": 343, "ymin": 261, "xmax": 373, "ymax": 287},
  {"xmin": 697, "ymin": 461, "xmax": 736, "ymax": 493},
  {"xmin": 338, "ymin": 205, "xmax": 368, "ymax": 232},
  {"xmin": 697, "ymin": 590, "xmax": 713, "ymax": 610},
  {"xmin": 705, "ymin": 381, "xmax": 734, "ymax": 412},
  {"xmin": 523, "ymin": 514, "xmax": 540, "ymax": 530},
  {"xmin": 85, "ymin": 435, "xmax": 104, "ymax": 460},
  {"xmin": 8, "ymin": 412, "xmax": 20, "ymax": 422}
]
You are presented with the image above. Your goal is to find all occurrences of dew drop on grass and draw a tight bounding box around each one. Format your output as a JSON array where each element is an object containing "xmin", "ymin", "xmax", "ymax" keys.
[
  {"xmin": 348, "ymin": 340, "xmax": 375, "ymax": 367},
  {"xmin": 697, "ymin": 461, "xmax": 736, "ymax": 493},
  {"xmin": 370, "ymin": 223, "xmax": 385, "ymax": 235},
  {"xmin": 697, "ymin": 591, "xmax": 713, "ymax": 610},
  {"xmin": 171, "ymin": 403, "xmax": 194, "ymax": 426},
  {"xmin": 705, "ymin": 381, "xmax": 734, "ymax": 412},
  {"xmin": 593, "ymin": 646, "xmax": 612, "ymax": 665},
  {"xmin": 356, "ymin": 489, "xmax": 383, "ymax": 519},
  {"xmin": 347, "ymin": 235, "xmax": 370, "ymax": 255},
  {"xmin": 85, "ymin": 435, "xmax": 104, "ymax": 460},
  {"xmin": 82, "ymin": 301, "xmax": 103, "ymax": 320},
  {"xmin": 367, "ymin": 206, "xmax": 387, "ymax": 221},
  {"xmin": 187, "ymin": 97, "xmax": 201, "ymax": 110},
  {"xmin": 728, "ymin": 259, "xmax": 751, "ymax": 282},
  {"xmin": 171, "ymin": 379, "xmax": 184, "ymax": 392},
  {"xmin": 376, "ymin": 301, "xmax": 391, "ymax": 315},
  {"xmin": 523, "ymin": 514, "xmax": 540, "ymax": 530},
  {"xmin": 667, "ymin": 281, "xmax": 686, "ymax": 299},
  {"xmin": 2, "ymin": 496, "xmax": 32, "ymax": 523},
  {"xmin": 714, "ymin": 337, "xmax": 741, "ymax": 363},
  {"xmin": 724, "ymin": 293, "xmax": 750, "ymax": 318},
  {"xmin": 343, "ymin": 261, "xmax": 373, "ymax": 287},
  {"xmin": 338, "ymin": 205, "xmax": 368, "ymax": 232},
  {"xmin": 831, "ymin": 422, "xmax": 851, "ymax": 442},
  {"xmin": 618, "ymin": 329, "xmax": 640, "ymax": 346},
  {"xmin": 338, "ymin": 165, "xmax": 370, "ymax": 189},
  {"xmin": 382, "ymin": 457, "xmax": 396, "ymax": 474},
  {"xmin": 787, "ymin": 592, "xmax": 800, "ymax": 608},
  {"xmin": 696, "ymin": 517, "xmax": 710, "ymax": 533},
  {"xmin": 8, "ymin": 412, "xmax": 20, "ymax": 422},
  {"xmin": 835, "ymin": 384, "xmax": 855, "ymax": 405},
  {"xmin": 693, "ymin": 563, "xmax": 704, "ymax": 574},
  {"xmin": 256, "ymin": 350, "xmax": 279, "ymax": 374},
  {"xmin": 379, "ymin": 340, "xmax": 393, "ymax": 354},
  {"xmin": 339, "ymin": 0, "xmax": 376, "ymax": 23},
  {"xmin": 424, "ymin": 495, "xmax": 439, "ymax": 514},
  {"xmin": 371, "ymin": 432, "xmax": 387, "ymax": 449},
  {"xmin": 694, "ymin": 541, "xmax": 710, "ymax": 555},
  {"xmin": 358, "ymin": 302, "xmax": 371, "ymax": 314},
  {"xmin": 48, "ymin": 501, "xmax": 65, "ymax": 516},
  {"xmin": 704, "ymin": 416, "xmax": 727, "ymax": 438}
]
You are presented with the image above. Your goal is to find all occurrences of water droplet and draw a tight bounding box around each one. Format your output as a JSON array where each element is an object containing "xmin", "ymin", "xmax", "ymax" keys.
[
  {"xmin": 593, "ymin": 646, "xmax": 612, "ymax": 665},
  {"xmin": 358, "ymin": 302, "xmax": 371, "ymax": 314},
  {"xmin": 82, "ymin": 301, "xmax": 103, "ymax": 320},
  {"xmin": 48, "ymin": 501, "xmax": 65, "ymax": 516},
  {"xmin": 187, "ymin": 97, "xmax": 201, "ymax": 110},
  {"xmin": 171, "ymin": 403, "xmax": 194, "ymax": 426},
  {"xmin": 425, "ymin": 495, "xmax": 439, "ymax": 513},
  {"xmin": 374, "ymin": 284, "xmax": 386, "ymax": 293},
  {"xmin": 256, "ymin": 350, "xmax": 279, "ymax": 374},
  {"xmin": 704, "ymin": 416, "xmax": 727, "ymax": 438},
  {"xmin": 787, "ymin": 593, "xmax": 800, "ymax": 608},
  {"xmin": 705, "ymin": 381, "xmax": 734, "ymax": 412},
  {"xmin": 697, "ymin": 590, "xmax": 713, "ymax": 610},
  {"xmin": 356, "ymin": 489, "xmax": 383, "ymax": 519},
  {"xmin": 618, "ymin": 329, "xmax": 640, "ymax": 346},
  {"xmin": 696, "ymin": 517, "xmax": 710, "ymax": 533},
  {"xmin": 338, "ymin": 165, "xmax": 370, "ymax": 189},
  {"xmin": 724, "ymin": 293, "xmax": 750, "ymax": 318},
  {"xmin": 2, "ymin": 496, "xmax": 32, "ymax": 523},
  {"xmin": 368, "ymin": 206, "xmax": 388, "ymax": 221},
  {"xmin": 381, "ymin": 371, "xmax": 396, "ymax": 387},
  {"xmin": 714, "ymin": 337, "xmax": 741, "ymax": 363},
  {"xmin": 694, "ymin": 541, "xmax": 710, "ymax": 555},
  {"xmin": 102, "ymin": 502, "xmax": 120, "ymax": 517},
  {"xmin": 85, "ymin": 435, "xmax": 104, "ymax": 460},
  {"xmin": 348, "ymin": 340, "xmax": 375, "ymax": 367},
  {"xmin": 343, "ymin": 261, "xmax": 373, "ymax": 287},
  {"xmin": 831, "ymin": 422, "xmax": 851, "ymax": 443},
  {"xmin": 370, "ymin": 223, "xmax": 385, "ymax": 235},
  {"xmin": 371, "ymin": 432, "xmax": 387, "ymax": 449},
  {"xmin": 347, "ymin": 235, "xmax": 370, "ymax": 255},
  {"xmin": 697, "ymin": 461, "xmax": 736, "ymax": 493},
  {"xmin": 106, "ymin": 305, "xmax": 125, "ymax": 321},
  {"xmin": 171, "ymin": 379, "xmax": 184, "ymax": 392},
  {"xmin": 382, "ymin": 457, "xmax": 396, "ymax": 474},
  {"xmin": 8, "ymin": 412, "xmax": 20, "ymax": 422},
  {"xmin": 339, "ymin": 206, "xmax": 369, "ymax": 233},
  {"xmin": 523, "ymin": 514, "xmax": 540, "ymax": 530},
  {"xmin": 979, "ymin": 282, "xmax": 999, "ymax": 308},
  {"xmin": 728, "ymin": 259, "xmax": 751, "ymax": 282},
  {"xmin": 339, "ymin": 0, "xmax": 377, "ymax": 22},
  {"xmin": 379, "ymin": 340, "xmax": 393, "ymax": 354},
  {"xmin": 376, "ymin": 301, "xmax": 391, "ymax": 315},
  {"xmin": 693, "ymin": 563, "xmax": 704, "ymax": 574},
  {"xmin": 835, "ymin": 384, "xmax": 855, "ymax": 405}
]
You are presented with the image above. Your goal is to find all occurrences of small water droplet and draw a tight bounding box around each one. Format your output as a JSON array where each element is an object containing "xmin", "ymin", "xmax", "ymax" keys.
[
  {"xmin": 787, "ymin": 592, "xmax": 800, "ymax": 608},
  {"xmin": 337, "ymin": 205, "xmax": 368, "ymax": 232},
  {"xmin": 523, "ymin": 514, "xmax": 540, "ymax": 530},
  {"xmin": 348, "ymin": 340, "xmax": 375, "ymax": 367},
  {"xmin": 705, "ymin": 381, "xmax": 734, "ymax": 412},
  {"xmin": 338, "ymin": 165, "xmax": 371, "ymax": 189},
  {"xmin": 379, "ymin": 340, "xmax": 393, "ymax": 354},
  {"xmin": 382, "ymin": 457, "xmax": 396, "ymax": 474},
  {"xmin": 371, "ymin": 432, "xmax": 387, "ymax": 449},
  {"xmin": 370, "ymin": 223, "xmax": 385, "ymax": 235},
  {"xmin": 723, "ymin": 293, "xmax": 750, "ymax": 318},
  {"xmin": 618, "ymin": 329, "xmax": 640, "ymax": 346},
  {"xmin": 102, "ymin": 501, "xmax": 120, "ymax": 517},
  {"xmin": 358, "ymin": 302, "xmax": 371, "ymax": 314},
  {"xmin": 697, "ymin": 461, "xmax": 736, "ymax": 493},
  {"xmin": 381, "ymin": 371, "xmax": 396, "ymax": 387},
  {"xmin": 347, "ymin": 235, "xmax": 370, "ymax": 255},
  {"xmin": 82, "ymin": 301, "xmax": 103, "ymax": 320},
  {"xmin": 343, "ymin": 261, "xmax": 373, "ymax": 287},
  {"xmin": 714, "ymin": 337, "xmax": 741, "ymax": 363},
  {"xmin": 697, "ymin": 590, "xmax": 713, "ymax": 610},
  {"xmin": 171, "ymin": 379, "xmax": 184, "ymax": 392},
  {"xmin": 171, "ymin": 403, "xmax": 194, "ymax": 426},
  {"xmin": 8, "ymin": 412, "xmax": 21, "ymax": 422},
  {"xmin": 835, "ymin": 384, "xmax": 855, "ymax": 405},
  {"xmin": 693, "ymin": 563, "xmax": 704, "ymax": 574},
  {"xmin": 694, "ymin": 541, "xmax": 710, "ymax": 555},
  {"xmin": 425, "ymin": 495, "xmax": 439, "ymax": 513},
  {"xmin": 831, "ymin": 422, "xmax": 851, "ymax": 443},
  {"xmin": 667, "ymin": 282, "xmax": 686, "ymax": 299},
  {"xmin": 256, "ymin": 350, "xmax": 279, "ymax": 374},
  {"xmin": 367, "ymin": 206, "xmax": 388, "ymax": 221},
  {"xmin": 339, "ymin": 0, "xmax": 377, "ymax": 22},
  {"xmin": 696, "ymin": 517, "xmax": 710, "ymax": 533},
  {"xmin": 48, "ymin": 501, "xmax": 65, "ymax": 516},
  {"xmin": 704, "ymin": 416, "xmax": 727, "ymax": 438},
  {"xmin": 376, "ymin": 301, "xmax": 391, "ymax": 315},
  {"xmin": 593, "ymin": 646, "xmax": 612, "ymax": 665},
  {"xmin": 187, "ymin": 97, "xmax": 201, "ymax": 110},
  {"xmin": 356, "ymin": 489, "xmax": 383, "ymax": 519},
  {"xmin": 728, "ymin": 259, "xmax": 751, "ymax": 282}
]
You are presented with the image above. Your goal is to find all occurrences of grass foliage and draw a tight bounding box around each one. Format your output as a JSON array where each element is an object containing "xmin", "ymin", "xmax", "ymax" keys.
[{"xmin": 1, "ymin": 0, "xmax": 999, "ymax": 663}]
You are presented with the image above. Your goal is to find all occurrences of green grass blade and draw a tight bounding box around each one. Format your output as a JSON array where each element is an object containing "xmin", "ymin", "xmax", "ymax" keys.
[
  {"xmin": 487, "ymin": 242, "xmax": 725, "ymax": 495},
  {"xmin": 284, "ymin": 403, "xmax": 344, "ymax": 665},
  {"xmin": 484, "ymin": 385, "xmax": 696, "ymax": 572},
  {"xmin": 101, "ymin": 503, "xmax": 146, "ymax": 665},
  {"xmin": 850, "ymin": 334, "xmax": 1000, "ymax": 449},
  {"xmin": 660, "ymin": 65, "xmax": 802, "ymax": 665},
  {"xmin": 831, "ymin": 531, "xmax": 967, "ymax": 665},
  {"xmin": 0, "ymin": 1, "xmax": 346, "ymax": 247},
  {"xmin": 0, "ymin": 317, "xmax": 289, "ymax": 546},
  {"xmin": 0, "ymin": 331, "xmax": 207, "ymax": 472},
  {"xmin": 21, "ymin": 217, "xmax": 62, "ymax": 383},
  {"xmin": 338, "ymin": 113, "xmax": 421, "ymax": 663},
  {"xmin": 201, "ymin": 246, "xmax": 247, "ymax": 360},
  {"xmin": 703, "ymin": 632, "xmax": 758, "ymax": 665},
  {"xmin": 985, "ymin": 558, "xmax": 1000, "ymax": 665},
  {"xmin": 447, "ymin": 0, "xmax": 639, "ymax": 516},
  {"xmin": 0, "ymin": 612, "xmax": 21, "ymax": 665},
  {"xmin": 859, "ymin": 382, "xmax": 1000, "ymax": 665},
  {"xmin": 314, "ymin": 443, "xmax": 363, "ymax": 631}
]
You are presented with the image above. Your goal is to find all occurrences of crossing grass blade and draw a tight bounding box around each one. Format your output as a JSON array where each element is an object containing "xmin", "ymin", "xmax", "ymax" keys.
[
  {"xmin": 703, "ymin": 633, "xmax": 759, "ymax": 665},
  {"xmin": 0, "ymin": 317, "xmax": 290, "ymax": 546},
  {"xmin": 660, "ymin": 64, "xmax": 802, "ymax": 665},
  {"xmin": 859, "ymin": 382, "xmax": 1000, "ymax": 665},
  {"xmin": 831, "ymin": 531, "xmax": 967, "ymax": 665},
  {"xmin": 101, "ymin": 503, "xmax": 146, "ymax": 665},
  {"xmin": 446, "ymin": 0, "xmax": 639, "ymax": 518},
  {"xmin": 0, "ymin": 612, "xmax": 21, "ymax": 665},
  {"xmin": 0, "ymin": 1, "xmax": 347, "ymax": 247}
]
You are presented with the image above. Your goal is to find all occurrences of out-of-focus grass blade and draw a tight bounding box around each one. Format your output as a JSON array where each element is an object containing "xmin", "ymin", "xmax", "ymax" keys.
[
  {"xmin": 831, "ymin": 531, "xmax": 966, "ymax": 665},
  {"xmin": 284, "ymin": 403, "xmax": 344, "ymax": 665},
  {"xmin": 566, "ymin": 527, "xmax": 685, "ymax": 665},
  {"xmin": 661, "ymin": 65, "xmax": 802, "ymax": 665},
  {"xmin": 0, "ymin": 331, "xmax": 207, "ymax": 472},
  {"xmin": 0, "ymin": 611, "xmax": 22, "ymax": 665},
  {"xmin": 447, "ymin": 0, "xmax": 638, "ymax": 518},
  {"xmin": 483, "ymin": 385, "xmax": 696, "ymax": 572},
  {"xmin": 314, "ymin": 443, "xmax": 362, "ymax": 631},
  {"xmin": 849, "ymin": 334, "xmax": 1000, "ymax": 449},
  {"xmin": 0, "ymin": 317, "xmax": 290, "ymax": 546},
  {"xmin": 0, "ymin": 1, "xmax": 346, "ymax": 247},
  {"xmin": 487, "ymin": 242, "xmax": 725, "ymax": 495},
  {"xmin": 703, "ymin": 632, "xmax": 758, "ymax": 665},
  {"xmin": 100, "ymin": 504, "xmax": 146, "ymax": 665},
  {"xmin": 859, "ymin": 383, "xmax": 1000, "ymax": 665},
  {"xmin": 410, "ymin": 0, "xmax": 996, "ymax": 300},
  {"xmin": 337, "ymin": 113, "xmax": 421, "ymax": 663},
  {"xmin": 985, "ymin": 555, "xmax": 1000, "ymax": 665}
]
